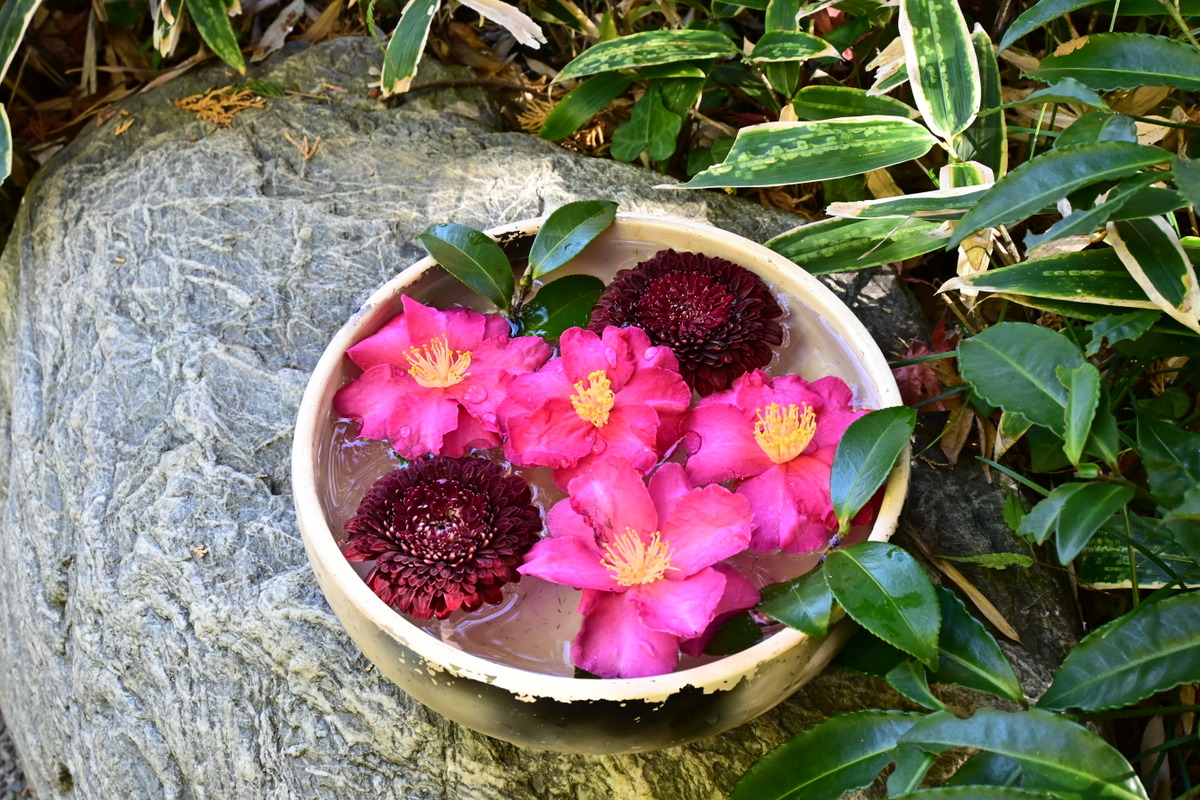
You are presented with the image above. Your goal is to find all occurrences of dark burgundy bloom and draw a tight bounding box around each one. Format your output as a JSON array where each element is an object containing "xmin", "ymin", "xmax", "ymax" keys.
[
  {"xmin": 343, "ymin": 456, "xmax": 542, "ymax": 619},
  {"xmin": 588, "ymin": 249, "xmax": 784, "ymax": 396}
]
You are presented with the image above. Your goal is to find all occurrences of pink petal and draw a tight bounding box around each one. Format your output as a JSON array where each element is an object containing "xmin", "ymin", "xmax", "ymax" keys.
[
  {"xmin": 385, "ymin": 392, "xmax": 462, "ymax": 458},
  {"xmin": 559, "ymin": 327, "xmax": 619, "ymax": 386},
  {"xmin": 682, "ymin": 402, "xmax": 772, "ymax": 483},
  {"xmin": 439, "ymin": 407, "xmax": 502, "ymax": 456},
  {"xmin": 502, "ymin": 397, "xmax": 594, "ymax": 468},
  {"xmin": 333, "ymin": 364, "xmax": 410, "ymax": 440},
  {"xmin": 658, "ymin": 482, "xmax": 753, "ymax": 574},
  {"xmin": 347, "ymin": 297, "xmax": 487, "ymax": 369},
  {"xmin": 573, "ymin": 590, "xmax": 680, "ymax": 678},
  {"xmin": 738, "ymin": 464, "xmax": 834, "ymax": 552},
  {"xmin": 518, "ymin": 532, "xmax": 620, "ymax": 592},
  {"xmin": 632, "ymin": 567, "xmax": 727, "ymax": 638},
  {"xmin": 565, "ymin": 457, "xmax": 658, "ymax": 541},
  {"xmin": 592, "ymin": 405, "xmax": 660, "ymax": 470},
  {"xmin": 679, "ymin": 564, "xmax": 761, "ymax": 657},
  {"xmin": 612, "ymin": 364, "xmax": 691, "ymax": 418}
]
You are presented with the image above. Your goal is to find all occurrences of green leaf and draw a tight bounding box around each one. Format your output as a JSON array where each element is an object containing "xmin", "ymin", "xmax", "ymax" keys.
[
  {"xmin": 727, "ymin": 710, "xmax": 923, "ymax": 800},
  {"xmin": 830, "ymin": 406, "xmax": 915, "ymax": 533},
  {"xmin": 999, "ymin": 0, "xmax": 1096, "ymax": 52},
  {"xmin": 940, "ymin": 551, "xmax": 1033, "ymax": 569},
  {"xmin": 555, "ymin": 29, "xmax": 738, "ymax": 81},
  {"xmin": 1018, "ymin": 483, "xmax": 1086, "ymax": 543},
  {"xmin": 1033, "ymin": 33, "xmax": 1200, "ymax": 92},
  {"xmin": 956, "ymin": 30, "xmax": 1007, "ymax": 176},
  {"xmin": 417, "ymin": 223, "xmax": 515, "ymax": 310},
  {"xmin": 677, "ymin": 116, "xmax": 937, "ymax": 190},
  {"xmin": 381, "ymin": 0, "xmax": 438, "ymax": 96},
  {"xmin": 828, "ymin": 185, "xmax": 986, "ymax": 221},
  {"xmin": 610, "ymin": 84, "xmax": 682, "ymax": 162},
  {"xmin": 761, "ymin": 568, "xmax": 835, "ymax": 638},
  {"xmin": 702, "ymin": 610, "xmax": 763, "ymax": 655},
  {"xmin": 945, "ymin": 752, "xmax": 1023, "ymax": 788},
  {"xmin": 763, "ymin": 0, "xmax": 801, "ymax": 96},
  {"xmin": 769, "ymin": 216, "xmax": 945, "ymax": 274},
  {"xmin": 887, "ymin": 660, "xmax": 946, "ymax": 710},
  {"xmin": 527, "ymin": 200, "xmax": 617, "ymax": 279},
  {"xmin": 1024, "ymin": 172, "xmax": 1160, "ymax": 250},
  {"xmin": 539, "ymin": 73, "xmax": 633, "ymax": 141},
  {"xmin": 899, "ymin": 708, "xmax": 1148, "ymax": 800},
  {"xmin": 888, "ymin": 745, "xmax": 939, "ymax": 796},
  {"xmin": 929, "ymin": 586, "xmax": 1024, "ymax": 704},
  {"xmin": 790, "ymin": 85, "xmax": 918, "ymax": 121},
  {"xmin": 999, "ymin": 77, "xmax": 1109, "ymax": 111},
  {"xmin": 0, "ymin": 0, "xmax": 41, "ymax": 83},
  {"xmin": 1108, "ymin": 217, "xmax": 1200, "ymax": 334},
  {"xmin": 1056, "ymin": 482, "xmax": 1136, "ymax": 563},
  {"xmin": 950, "ymin": 248, "xmax": 1156, "ymax": 310},
  {"xmin": 957, "ymin": 322, "xmax": 1086, "ymax": 435},
  {"xmin": 748, "ymin": 30, "xmax": 840, "ymax": 63},
  {"xmin": 1055, "ymin": 111, "xmax": 1137, "ymax": 148},
  {"xmin": 0, "ymin": 105, "xmax": 10, "ymax": 184},
  {"xmin": 1137, "ymin": 416, "xmax": 1200, "ymax": 509},
  {"xmin": 1076, "ymin": 517, "xmax": 1200, "ymax": 590},
  {"xmin": 899, "ymin": 0, "xmax": 979, "ymax": 141},
  {"xmin": 1058, "ymin": 362, "xmax": 1100, "ymax": 467},
  {"xmin": 1173, "ymin": 155, "xmax": 1200, "ymax": 210},
  {"xmin": 825, "ymin": 542, "xmax": 940, "ymax": 670},
  {"xmin": 514, "ymin": 274, "xmax": 605, "ymax": 340},
  {"xmin": 1040, "ymin": 592, "xmax": 1200, "ymax": 712},
  {"xmin": 833, "ymin": 630, "xmax": 909, "ymax": 677},
  {"xmin": 949, "ymin": 142, "xmax": 1172, "ymax": 248},
  {"xmin": 188, "ymin": 0, "xmax": 245, "ymax": 73},
  {"xmin": 894, "ymin": 788, "xmax": 1069, "ymax": 799}
]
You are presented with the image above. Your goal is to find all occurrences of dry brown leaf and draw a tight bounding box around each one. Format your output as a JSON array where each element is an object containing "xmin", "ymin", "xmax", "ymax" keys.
[
  {"xmin": 299, "ymin": 0, "xmax": 345, "ymax": 43},
  {"xmin": 283, "ymin": 130, "xmax": 322, "ymax": 160},
  {"xmin": 1110, "ymin": 85, "xmax": 1172, "ymax": 116},
  {"xmin": 999, "ymin": 48, "xmax": 1040, "ymax": 74},
  {"xmin": 939, "ymin": 406, "xmax": 974, "ymax": 467},
  {"xmin": 866, "ymin": 168, "xmax": 903, "ymax": 199},
  {"xmin": 113, "ymin": 117, "xmax": 134, "ymax": 136},
  {"xmin": 1054, "ymin": 36, "xmax": 1089, "ymax": 56},
  {"xmin": 173, "ymin": 87, "xmax": 266, "ymax": 129}
]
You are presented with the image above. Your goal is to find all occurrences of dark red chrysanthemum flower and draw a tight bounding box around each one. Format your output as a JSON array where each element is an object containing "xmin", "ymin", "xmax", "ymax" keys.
[
  {"xmin": 588, "ymin": 249, "xmax": 784, "ymax": 396},
  {"xmin": 343, "ymin": 456, "xmax": 543, "ymax": 619}
]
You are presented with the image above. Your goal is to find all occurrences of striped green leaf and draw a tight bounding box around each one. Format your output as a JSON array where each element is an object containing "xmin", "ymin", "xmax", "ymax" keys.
[
  {"xmin": 0, "ymin": 0, "xmax": 40, "ymax": 82},
  {"xmin": 0, "ymin": 104, "xmax": 10, "ymax": 184},
  {"xmin": 763, "ymin": 0, "xmax": 801, "ymax": 97},
  {"xmin": 791, "ymin": 85, "xmax": 917, "ymax": 121},
  {"xmin": 189, "ymin": 0, "xmax": 245, "ymax": 72},
  {"xmin": 1025, "ymin": 173, "xmax": 1159, "ymax": 249},
  {"xmin": 1077, "ymin": 517, "xmax": 1200, "ymax": 590},
  {"xmin": 956, "ymin": 30, "xmax": 1007, "ymax": 176},
  {"xmin": 555, "ymin": 30, "xmax": 738, "ymax": 81},
  {"xmin": 748, "ymin": 30, "xmax": 840, "ymax": 63},
  {"xmin": 950, "ymin": 248, "xmax": 1155, "ymax": 309},
  {"xmin": 539, "ymin": 72, "xmax": 633, "ymax": 141},
  {"xmin": 767, "ymin": 215, "xmax": 945, "ymax": 274},
  {"xmin": 381, "ymin": 0, "xmax": 438, "ymax": 96},
  {"xmin": 899, "ymin": 0, "xmax": 979, "ymax": 141},
  {"xmin": 948, "ymin": 142, "xmax": 1172, "ymax": 248},
  {"xmin": 828, "ymin": 185, "xmax": 986, "ymax": 221},
  {"xmin": 1033, "ymin": 33, "xmax": 1200, "ymax": 92},
  {"xmin": 894, "ymin": 788, "xmax": 1052, "ymax": 799},
  {"xmin": 677, "ymin": 116, "xmax": 937, "ymax": 189},
  {"xmin": 1107, "ymin": 216, "xmax": 1200, "ymax": 333}
]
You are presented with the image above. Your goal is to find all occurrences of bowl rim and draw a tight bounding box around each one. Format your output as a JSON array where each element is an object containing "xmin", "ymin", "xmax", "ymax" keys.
[{"xmin": 292, "ymin": 211, "xmax": 909, "ymax": 703}]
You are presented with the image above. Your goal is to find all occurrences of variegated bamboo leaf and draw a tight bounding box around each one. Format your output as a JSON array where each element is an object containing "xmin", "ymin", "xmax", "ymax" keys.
[
  {"xmin": 748, "ymin": 30, "xmax": 840, "ymax": 63},
  {"xmin": 899, "ymin": 0, "xmax": 979, "ymax": 141},
  {"xmin": 457, "ymin": 0, "xmax": 545, "ymax": 48},
  {"xmin": 1107, "ymin": 216, "xmax": 1200, "ymax": 333},
  {"xmin": 791, "ymin": 85, "xmax": 917, "ymax": 120},
  {"xmin": 1034, "ymin": 33, "xmax": 1200, "ymax": 92},
  {"xmin": 0, "ymin": 104, "xmax": 10, "ymax": 183},
  {"xmin": 381, "ymin": 0, "xmax": 438, "ymax": 96},
  {"xmin": 1024, "ymin": 173, "xmax": 1160, "ymax": 250},
  {"xmin": 0, "ymin": 0, "xmax": 41, "ymax": 82},
  {"xmin": 956, "ymin": 28, "xmax": 1007, "ymax": 176},
  {"xmin": 943, "ymin": 248, "xmax": 1157, "ymax": 309},
  {"xmin": 676, "ymin": 116, "xmax": 936, "ymax": 190},
  {"xmin": 767, "ymin": 215, "xmax": 945, "ymax": 274},
  {"xmin": 555, "ymin": 30, "xmax": 738, "ymax": 82},
  {"xmin": 827, "ymin": 185, "xmax": 986, "ymax": 221},
  {"xmin": 764, "ymin": 0, "xmax": 801, "ymax": 97},
  {"xmin": 189, "ymin": 0, "xmax": 246, "ymax": 72}
]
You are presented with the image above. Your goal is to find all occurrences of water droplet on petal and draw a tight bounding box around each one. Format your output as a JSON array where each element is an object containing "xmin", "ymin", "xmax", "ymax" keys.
[
  {"xmin": 483, "ymin": 412, "xmax": 498, "ymax": 424},
  {"xmin": 398, "ymin": 426, "xmax": 413, "ymax": 438},
  {"xmin": 463, "ymin": 385, "xmax": 487, "ymax": 403},
  {"xmin": 591, "ymin": 438, "xmax": 607, "ymax": 455},
  {"xmin": 681, "ymin": 431, "xmax": 702, "ymax": 453}
]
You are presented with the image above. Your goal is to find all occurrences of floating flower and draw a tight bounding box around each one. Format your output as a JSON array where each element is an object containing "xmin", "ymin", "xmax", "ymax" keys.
[
  {"xmin": 502, "ymin": 326, "xmax": 691, "ymax": 487},
  {"xmin": 519, "ymin": 458, "xmax": 754, "ymax": 678},
  {"xmin": 683, "ymin": 370, "xmax": 865, "ymax": 553},
  {"xmin": 343, "ymin": 456, "xmax": 543, "ymax": 620},
  {"xmin": 588, "ymin": 249, "xmax": 784, "ymax": 396},
  {"xmin": 334, "ymin": 296, "xmax": 552, "ymax": 458}
]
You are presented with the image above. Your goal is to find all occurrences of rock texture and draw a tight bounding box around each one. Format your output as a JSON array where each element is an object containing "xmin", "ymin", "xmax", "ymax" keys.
[{"xmin": 0, "ymin": 37, "xmax": 1079, "ymax": 800}]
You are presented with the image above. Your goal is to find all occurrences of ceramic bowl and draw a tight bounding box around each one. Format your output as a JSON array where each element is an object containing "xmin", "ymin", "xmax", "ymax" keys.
[{"xmin": 291, "ymin": 213, "xmax": 909, "ymax": 754}]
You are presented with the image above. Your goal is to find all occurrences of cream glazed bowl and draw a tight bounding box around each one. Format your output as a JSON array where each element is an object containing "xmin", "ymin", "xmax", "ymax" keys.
[{"xmin": 291, "ymin": 212, "xmax": 910, "ymax": 754}]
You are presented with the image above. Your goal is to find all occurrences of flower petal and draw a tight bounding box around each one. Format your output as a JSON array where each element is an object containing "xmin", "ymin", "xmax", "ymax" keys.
[
  {"xmin": 658, "ymin": 481, "xmax": 753, "ymax": 574},
  {"xmin": 439, "ymin": 407, "xmax": 502, "ymax": 456},
  {"xmin": 739, "ymin": 463, "xmax": 834, "ymax": 552},
  {"xmin": 518, "ymin": 531, "xmax": 619, "ymax": 591},
  {"xmin": 333, "ymin": 364, "xmax": 410, "ymax": 440},
  {"xmin": 573, "ymin": 590, "xmax": 680, "ymax": 678},
  {"xmin": 632, "ymin": 567, "xmax": 727, "ymax": 638},
  {"xmin": 682, "ymin": 401, "xmax": 771, "ymax": 483},
  {"xmin": 503, "ymin": 397, "xmax": 594, "ymax": 468},
  {"xmin": 566, "ymin": 457, "xmax": 658, "ymax": 540},
  {"xmin": 679, "ymin": 564, "xmax": 761, "ymax": 657}
]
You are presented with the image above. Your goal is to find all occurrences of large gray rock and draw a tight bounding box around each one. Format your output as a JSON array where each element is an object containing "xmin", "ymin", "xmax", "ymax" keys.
[{"xmin": 0, "ymin": 37, "xmax": 1078, "ymax": 800}]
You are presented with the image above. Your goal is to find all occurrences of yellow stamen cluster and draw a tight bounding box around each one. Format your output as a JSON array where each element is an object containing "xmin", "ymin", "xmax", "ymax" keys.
[
  {"xmin": 570, "ymin": 370, "xmax": 616, "ymax": 427},
  {"xmin": 405, "ymin": 335, "xmax": 472, "ymax": 388},
  {"xmin": 601, "ymin": 529, "xmax": 676, "ymax": 587},
  {"xmin": 753, "ymin": 402, "xmax": 817, "ymax": 464}
]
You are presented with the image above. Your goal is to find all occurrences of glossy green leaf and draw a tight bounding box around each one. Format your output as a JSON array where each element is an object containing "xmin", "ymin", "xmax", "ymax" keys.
[
  {"xmin": 515, "ymin": 274, "xmax": 605, "ymax": 341},
  {"xmin": 1040, "ymin": 592, "xmax": 1200, "ymax": 711},
  {"xmin": 899, "ymin": 708, "xmax": 1148, "ymax": 799},
  {"xmin": 703, "ymin": 610, "xmax": 764, "ymax": 655},
  {"xmin": 1055, "ymin": 111, "xmax": 1137, "ymax": 149},
  {"xmin": 790, "ymin": 85, "xmax": 917, "ymax": 121},
  {"xmin": 381, "ymin": 0, "xmax": 438, "ymax": 96},
  {"xmin": 833, "ymin": 629, "xmax": 909, "ymax": 677},
  {"xmin": 610, "ymin": 84, "xmax": 682, "ymax": 162},
  {"xmin": 888, "ymin": 745, "xmax": 938, "ymax": 796},
  {"xmin": 417, "ymin": 223, "xmax": 514, "ymax": 310},
  {"xmin": 189, "ymin": 0, "xmax": 245, "ymax": 72},
  {"xmin": 1173, "ymin": 155, "xmax": 1200, "ymax": 209},
  {"xmin": 677, "ymin": 116, "xmax": 937, "ymax": 189},
  {"xmin": 945, "ymin": 752, "xmax": 1023, "ymax": 788},
  {"xmin": 957, "ymin": 30, "xmax": 1007, "ymax": 176},
  {"xmin": 830, "ymin": 406, "xmax": 915, "ymax": 533},
  {"xmin": 1137, "ymin": 416, "xmax": 1200, "ymax": 509},
  {"xmin": 930, "ymin": 586, "xmax": 1024, "ymax": 704},
  {"xmin": 1058, "ymin": 361, "xmax": 1100, "ymax": 467},
  {"xmin": 749, "ymin": 30, "xmax": 840, "ymax": 63},
  {"xmin": 828, "ymin": 185, "xmax": 986, "ymax": 221},
  {"xmin": 939, "ymin": 552, "xmax": 1033, "ymax": 569},
  {"xmin": 949, "ymin": 142, "xmax": 1172, "ymax": 248},
  {"xmin": 763, "ymin": 0, "xmax": 801, "ymax": 96},
  {"xmin": 1085, "ymin": 309, "xmax": 1160, "ymax": 356},
  {"xmin": 767, "ymin": 216, "xmax": 945, "ymax": 274},
  {"xmin": 1019, "ymin": 484, "xmax": 1089, "ymax": 544},
  {"xmin": 1024, "ymin": 172, "xmax": 1160, "ymax": 250},
  {"xmin": 727, "ymin": 710, "xmax": 923, "ymax": 800},
  {"xmin": 825, "ymin": 542, "xmax": 940, "ymax": 670},
  {"xmin": 555, "ymin": 29, "xmax": 738, "ymax": 81},
  {"xmin": 999, "ymin": 0, "xmax": 1096, "ymax": 52},
  {"xmin": 958, "ymin": 322, "xmax": 1086, "ymax": 435},
  {"xmin": 1000, "ymin": 77, "xmax": 1108, "ymax": 111},
  {"xmin": 1108, "ymin": 217, "xmax": 1200, "ymax": 334},
  {"xmin": 539, "ymin": 73, "xmax": 633, "ymax": 141},
  {"xmin": 949, "ymin": 248, "xmax": 1155, "ymax": 309},
  {"xmin": 660, "ymin": 76, "xmax": 704, "ymax": 116},
  {"xmin": 887, "ymin": 660, "xmax": 946, "ymax": 710},
  {"xmin": 1033, "ymin": 33, "xmax": 1200, "ymax": 92},
  {"xmin": 1054, "ymin": 481, "xmax": 1134, "ymax": 563},
  {"xmin": 528, "ymin": 200, "xmax": 617, "ymax": 279},
  {"xmin": 895, "ymin": 788, "xmax": 1065, "ymax": 799},
  {"xmin": 899, "ymin": 0, "xmax": 979, "ymax": 141},
  {"xmin": 761, "ymin": 568, "xmax": 835, "ymax": 638},
  {"xmin": 0, "ymin": 0, "xmax": 40, "ymax": 83}
]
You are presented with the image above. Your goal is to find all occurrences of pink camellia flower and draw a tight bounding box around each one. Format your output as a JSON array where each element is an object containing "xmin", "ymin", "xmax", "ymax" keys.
[
  {"xmin": 683, "ymin": 370, "xmax": 866, "ymax": 553},
  {"xmin": 519, "ymin": 458, "xmax": 756, "ymax": 679},
  {"xmin": 334, "ymin": 296, "xmax": 552, "ymax": 458},
  {"xmin": 502, "ymin": 326, "xmax": 691, "ymax": 487}
]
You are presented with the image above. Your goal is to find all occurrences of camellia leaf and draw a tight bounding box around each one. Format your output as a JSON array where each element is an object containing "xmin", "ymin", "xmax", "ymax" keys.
[
  {"xmin": 999, "ymin": 0, "xmax": 1096, "ymax": 52},
  {"xmin": 761, "ymin": 567, "xmax": 835, "ymax": 637},
  {"xmin": 727, "ymin": 710, "xmax": 923, "ymax": 800},
  {"xmin": 188, "ymin": 0, "xmax": 246, "ymax": 73},
  {"xmin": 555, "ymin": 29, "xmax": 738, "ymax": 81},
  {"xmin": 929, "ymin": 586, "xmax": 1024, "ymax": 704},
  {"xmin": 1033, "ymin": 33, "xmax": 1200, "ymax": 92},
  {"xmin": 830, "ymin": 406, "xmax": 916, "ymax": 533},
  {"xmin": 417, "ymin": 223, "xmax": 515, "ymax": 310},
  {"xmin": 539, "ymin": 73, "xmax": 633, "ymax": 141},
  {"xmin": 527, "ymin": 200, "xmax": 617, "ymax": 279},
  {"xmin": 957, "ymin": 322, "xmax": 1086, "ymax": 435},
  {"xmin": 790, "ymin": 85, "xmax": 918, "ymax": 121},
  {"xmin": 1137, "ymin": 416, "xmax": 1200, "ymax": 509},
  {"xmin": 1085, "ymin": 309, "xmax": 1160, "ymax": 356},
  {"xmin": 899, "ymin": 0, "xmax": 979, "ymax": 141},
  {"xmin": 945, "ymin": 248, "xmax": 1156, "ymax": 309},
  {"xmin": 895, "ymin": 787, "xmax": 1084, "ymax": 799},
  {"xmin": 514, "ymin": 274, "xmax": 605, "ymax": 340},
  {"xmin": 1055, "ymin": 111, "xmax": 1137, "ymax": 148},
  {"xmin": 381, "ymin": 0, "xmax": 438, "ymax": 96},
  {"xmin": 1039, "ymin": 592, "xmax": 1200, "ymax": 711},
  {"xmin": 998, "ymin": 77, "xmax": 1108, "ymax": 111},
  {"xmin": 956, "ymin": 29, "xmax": 1007, "ymax": 176},
  {"xmin": 1173, "ymin": 154, "xmax": 1200, "ymax": 209},
  {"xmin": 1057, "ymin": 361, "xmax": 1101, "ymax": 467},
  {"xmin": 677, "ymin": 116, "xmax": 937, "ymax": 190},
  {"xmin": 1018, "ymin": 483, "xmax": 1089, "ymax": 544},
  {"xmin": 1107, "ymin": 217, "xmax": 1200, "ymax": 334},
  {"xmin": 833, "ymin": 630, "xmax": 908, "ymax": 677},
  {"xmin": 945, "ymin": 752, "xmax": 1023, "ymax": 788},
  {"xmin": 768, "ymin": 216, "xmax": 946, "ymax": 274},
  {"xmin": 1024, "ymin": 172, "xmax": 1160, "ymax": 250},
  {"xmin": 886, "ymin": 660, "xmax": 946, "ymax": 711},
  {"xmin": 949, "ymin": 142, "xmax": 1172, "ymax": 248},
  {"xmin": 748, "ymin": 30, "xmax": 840, "ymax": 63},
  {"xmin": 898, "ymin": 708, "xmax": 1148, "ymax": 799},
  {"xmin": 825, "ymin": 542, "xmax": 940, "ymax": 670},
  {"xmin": 1053, "ymin": 481, "xmax": 1135, "ymax": 564}
]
